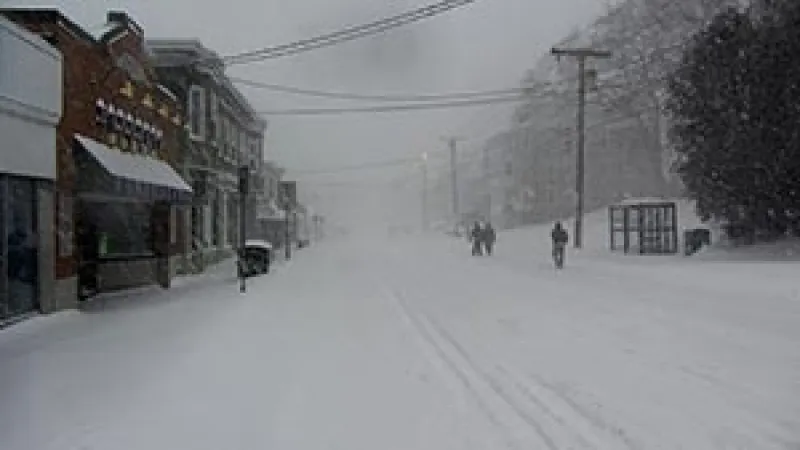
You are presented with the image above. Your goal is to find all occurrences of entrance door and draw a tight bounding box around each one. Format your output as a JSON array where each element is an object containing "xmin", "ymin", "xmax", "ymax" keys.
[{"xmin": 6, "ymin": 177, "xmax": 38, "ymax": 317}]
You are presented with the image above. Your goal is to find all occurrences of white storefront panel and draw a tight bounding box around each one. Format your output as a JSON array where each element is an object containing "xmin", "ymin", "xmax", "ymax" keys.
[
  {"xmin": 0, "ymin": 16, "xmax": 61, "ymax": 180},
  {"xmin": 0, "ymin": 17, "xmax": 62, "ymax": 322}
]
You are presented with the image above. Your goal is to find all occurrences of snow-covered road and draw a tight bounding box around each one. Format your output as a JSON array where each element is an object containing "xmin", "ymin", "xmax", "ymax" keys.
[{"xmin": 2, "ymin": 233, "xmax": 799, "ymax": 449}]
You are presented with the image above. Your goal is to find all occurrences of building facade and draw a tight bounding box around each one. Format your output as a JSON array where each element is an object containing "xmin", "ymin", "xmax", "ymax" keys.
[
  {"xmin": 147, "ymin": 40, "xmax": 267, "ymax": 273},
  {"xmin": 0, "ymin": 16, "xmax": 62, "ymax": 322},
  {"xmin": 2, "ymin": 9, "xmax": 192, "ymax": 301},
  {"xmin": 254, "ymin": 161, "xmax": 286, "ymax": 246}
]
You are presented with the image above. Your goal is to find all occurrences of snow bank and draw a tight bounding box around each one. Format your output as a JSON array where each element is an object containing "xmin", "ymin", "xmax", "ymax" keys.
[{"xmin": 501, "ymin": 199, "xmax": 800, "ymax": 262}]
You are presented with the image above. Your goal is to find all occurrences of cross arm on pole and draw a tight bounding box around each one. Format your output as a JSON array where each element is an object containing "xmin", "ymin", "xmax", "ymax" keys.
[{"xmin": 550, "ymin": 47, "xmax": 612, "ymax": 59}]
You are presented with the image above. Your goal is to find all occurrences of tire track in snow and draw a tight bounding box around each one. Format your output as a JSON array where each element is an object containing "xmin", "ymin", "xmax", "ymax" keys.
[
  {"xmin": 389, "ymin": 288, "xmax": 559, "ymax": 450},
  {"xmin": 388, "ymin": 288, "xmax": 530, "ymax": 450},
  {"xmin": 421, "ymin": 312, "xmax": 592, "ymax": 450},
  {"xmin": 419, "ymin": 307, "xmax": 639, "ymax": 450},
  {"xmin": 494, "ymin": 365, "xmax": 640, "ymax": 450}
]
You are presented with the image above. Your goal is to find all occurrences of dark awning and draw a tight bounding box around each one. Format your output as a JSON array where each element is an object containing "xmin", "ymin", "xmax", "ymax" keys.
[{"xmin": 74, "ymin": 134, "xmax": 192, "ymax": 203}]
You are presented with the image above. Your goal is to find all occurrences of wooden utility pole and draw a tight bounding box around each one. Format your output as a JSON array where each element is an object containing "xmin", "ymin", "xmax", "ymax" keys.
[
  {"xmin": 483, "ymin": 145, "xmax": 491, "ymax": 220},
  {"xmin": 550, "ymin": 47, "xmax": 611, "ymax": 249},
  {"xmin": 450, "ymin": 138, "xmax": 459, "ymax": 220},
  {"xmin": 421, "ymin": 152, "xmax": 429, "ymax": 231},
  {"xmin": 442, "ymin": 136, "xmax": 464, "ymax": 222}
]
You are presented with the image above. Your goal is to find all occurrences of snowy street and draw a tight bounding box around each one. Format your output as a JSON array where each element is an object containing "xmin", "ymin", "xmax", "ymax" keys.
[{"xmin": 2, "ymin": 231, "xmax": 800, "ymax": 449}]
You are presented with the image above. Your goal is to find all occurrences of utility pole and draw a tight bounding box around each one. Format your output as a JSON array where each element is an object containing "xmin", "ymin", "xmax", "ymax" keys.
[
  {"xmin": 450, "ymin": 138, "xmax": 458, "ymax": 220},
  {"xmin": 284, "ymin": 208, "xmax": 292, "ymax": 260},
  {"xmin": 442, "ymin": 136, "xmax": 464, "ymax": 222},
  {"xmin": 550, "ymin": 47, "xmax": 611, "ymax": 249},
  {"xmin": 483, "ymin": 145, "xmax": 491, "ymax": 221},
  {"xmin": 421, "ymin": 152, "xmax": 428, "ymax": 231},
  {"xmin": 279, "ymin": 181, "xmax": 296, "ymax": 260}
]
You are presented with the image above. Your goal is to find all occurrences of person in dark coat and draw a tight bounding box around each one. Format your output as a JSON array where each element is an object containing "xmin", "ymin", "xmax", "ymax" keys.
[
  {"xmin": 551, "ymin": 221, "xmax": 569, "ymax": 268},
  {"xmin": 470, "ymin": 221, "xmax": 483, "ymax": 256},
  {"xmin": 483, "ymin": 222, "xmax": 496, "ymax": 256}
]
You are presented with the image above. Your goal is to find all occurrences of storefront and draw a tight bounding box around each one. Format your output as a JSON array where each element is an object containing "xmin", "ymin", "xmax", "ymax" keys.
[
  {"xmin": 0, "ymin": 16, "xmax": 62, "ymax": 322},
  {"xmin": 73, "ymin": 135, "xmax": 191, "ymax": 296}
]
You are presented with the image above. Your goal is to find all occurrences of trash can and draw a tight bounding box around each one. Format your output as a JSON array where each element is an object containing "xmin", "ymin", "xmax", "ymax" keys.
[{"xmin": 684, "ymin": 228, "xmax": 711, "ymax": 256}]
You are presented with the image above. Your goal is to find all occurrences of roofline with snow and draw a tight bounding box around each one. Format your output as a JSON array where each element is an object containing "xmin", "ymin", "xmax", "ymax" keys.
[
  {"xmin": 0, "ymin": 7, "xmax": 97, "ymax": 45},
  {"xmin": 147, "ymin": 39, "xmax": 264, "ymax": 126}
]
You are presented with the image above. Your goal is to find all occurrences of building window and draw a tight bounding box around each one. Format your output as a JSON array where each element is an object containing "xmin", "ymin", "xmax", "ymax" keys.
[
  {"xmin": 112, "ymin": 107, "xmax": 124, "ymax": 133},
  {"xmin": 220, "ymin": 116, "xmax": 228, "ymax": 156},
  {"xmin": 208, "ymin": 91, "xmax": 219, "ymax": 143},
  {"xmin": 3, "ymin": 177, "xmax": 39, "ymax": 319},
  {"xmin": 238, "ymin": 129, "xmax": 246, "ymax": 163},
  {"xmin": 227, "ymin": 196, "xmax": 237, "ymax": 247},
  {"xmin": 133, "ymin": 119, "xmax": 143, "ymax": 151},
  {"xmin": 170, "ymin": 206, "xmax": 177, "ymax": 245},
  {"xmin": 57, "ymin": 192, "xmax": 73, "ymax": 257},
  {"xmin": 83, "ymin": 201, "xmax": 153, "ymax": 257},
  {"xmin": 141, "ymin": 123, "xmax": 152, "ymax": 154},
  {"xmin": 188, "ymin": 85, "xmax": 206, "ymax": 139},
  {"xmin": 211, "ymin": 191, "xmax": 221, "ymax": 247},
  {"xmin": 155, "ymin": 129, "xmax": 163, "ymax": 154},
  {"xmin": 95, "ymin": 99, "xmax": 109, "ymax": 127},
  {"xmin": 228, "ymin": 118, "xmax": 235, "ymax": 156}
]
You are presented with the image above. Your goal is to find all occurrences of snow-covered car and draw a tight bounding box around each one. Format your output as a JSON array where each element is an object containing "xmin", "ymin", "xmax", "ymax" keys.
[{"xmin": 242, "ymin": 240, "xmax": 273, "ymax": 277}]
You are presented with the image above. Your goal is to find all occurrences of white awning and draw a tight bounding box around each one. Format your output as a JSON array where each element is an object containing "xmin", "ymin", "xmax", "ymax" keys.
[{"xmin": 75, "ymin": 134, "xmax": 192, "ymax": 192}]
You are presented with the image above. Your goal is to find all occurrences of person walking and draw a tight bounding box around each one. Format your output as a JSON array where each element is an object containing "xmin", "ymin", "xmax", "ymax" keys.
[
  {"xmin": 551, "ymin": 221, "xmax": 569, "ymax": 269},
  {"xmin": 470, "ymin": 221, "xmax": 484, "ymax": 256},
  {"xmin": 483, "ymin": 222, "xmax": 496, "ymax": 256}
]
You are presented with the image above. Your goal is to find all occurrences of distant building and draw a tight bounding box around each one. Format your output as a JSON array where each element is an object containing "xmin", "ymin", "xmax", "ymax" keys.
[{"xmin": 253, "ymin": 162, "xmax": 286, "ymax": 246}]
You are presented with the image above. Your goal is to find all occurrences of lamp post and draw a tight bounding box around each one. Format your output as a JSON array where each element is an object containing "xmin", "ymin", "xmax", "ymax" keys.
[{"xmin": 237, "ymin": 165, "xmax": 249, "ymax": 293}]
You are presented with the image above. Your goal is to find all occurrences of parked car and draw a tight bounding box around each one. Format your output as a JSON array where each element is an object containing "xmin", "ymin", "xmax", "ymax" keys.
[{"xmin": 242, "ymin": 240, "xmax": 273, "ymax": 277}]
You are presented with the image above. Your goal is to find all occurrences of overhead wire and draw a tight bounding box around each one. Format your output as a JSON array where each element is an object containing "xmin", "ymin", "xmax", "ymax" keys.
[
  {"xmin": 256, "ymin": 95, "xmax": 525, "ymax": 116},
  {"xmin": 359, "ymin": 4, "xmax": 703, "ymax": 201},
  {"xmin": 286, "ymin": 156, "xmax": 421, "ymax": 176},
  {"xmin": 255, "ymin": 0, "xmax": 682, "ymax": 175},
  {"xmin": 250, "ymin": 77, "xmax": 600, "ymax": 116},
  {"xmin": 418, "ymin": 111, "xmax": 651, "ymax": 184},
  {"xmin": 230, "ymin": 76, "xmax": 532, "ymax": 102},
  {"xmin": 254, "ymin": 86, "xmax": 623, "ymax": 116},
  {"xmin": 222, "ymin": 0, "xmax": 477, "ymax": 65}
]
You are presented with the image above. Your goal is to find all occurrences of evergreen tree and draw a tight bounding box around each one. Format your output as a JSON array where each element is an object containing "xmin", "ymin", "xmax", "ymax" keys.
[{"xmin": 666, "ymin": 4, "xmax": 800, "ymax": 240}]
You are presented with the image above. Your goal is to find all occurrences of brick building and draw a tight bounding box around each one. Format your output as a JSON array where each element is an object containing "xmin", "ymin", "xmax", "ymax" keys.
[{"xmin": 2, "ymin": 9, "xmax": 192, "ymax": 302}]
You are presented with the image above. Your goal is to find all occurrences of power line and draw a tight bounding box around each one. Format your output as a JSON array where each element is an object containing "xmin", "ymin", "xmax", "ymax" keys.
[
  {"xmin": 287, "ymin": 157, "xmax": 420, "ymax": 175},
  {"xmin": 253, "ymin": 81, "xmax": 622, "ymax": 116},
  {"xmin": 256, "ymin": 95, "xmax": 525, "ymax": 116},
  {"xmin": 222, "ymin": 0, "xmax": 477, "ymax": 66},
  {"xmin": 230, "ymin": 76, "xmax": 531, "ymax": 102}
]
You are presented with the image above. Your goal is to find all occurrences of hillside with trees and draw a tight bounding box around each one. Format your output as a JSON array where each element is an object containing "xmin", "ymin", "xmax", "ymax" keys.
[{"xmin": 484, "ymin": 0, "xmax": 740, "ymax": 228}]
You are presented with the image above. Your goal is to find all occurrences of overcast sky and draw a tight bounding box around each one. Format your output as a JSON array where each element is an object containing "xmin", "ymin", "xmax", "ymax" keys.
[{"xmin": 8, "ymin": 0, "xmax": 605, "ymax": 230}]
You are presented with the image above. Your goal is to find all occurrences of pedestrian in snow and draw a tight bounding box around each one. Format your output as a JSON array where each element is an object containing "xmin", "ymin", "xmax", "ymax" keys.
[
  {"xmin": 470, "ymin": 221, "xmax": 484, "ymax": 256},
  {"xmin": 483, "ymin": 222, "xmax": 496, "ymax": 256},
  {"xmin": 551, "ymin": 221, "xmax": 569, "ymax": 269}
]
